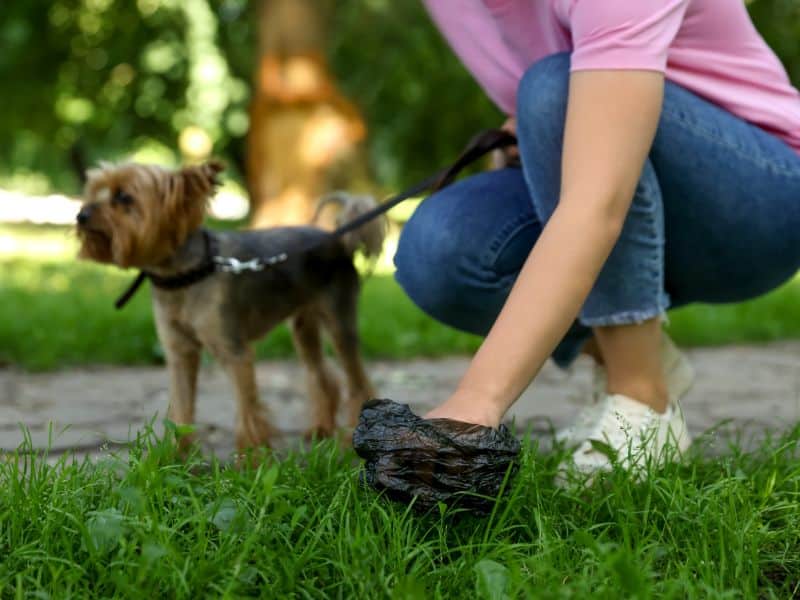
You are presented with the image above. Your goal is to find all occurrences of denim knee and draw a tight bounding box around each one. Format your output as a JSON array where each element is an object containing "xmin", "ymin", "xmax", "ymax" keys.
[
  {"xmin": 516, "ymin": 52, "xmax": 570, "ymax": 128},
  {"xmin": 394, "ymin": 195, "xmax": 465, "ymax": 321},
  {"xmin": 516, "ymin": 52, "xmax": 570, "ymax": 220},
  {"xmin": 395, "ymin": 169, "xmax": 543, "ymax": 336}
]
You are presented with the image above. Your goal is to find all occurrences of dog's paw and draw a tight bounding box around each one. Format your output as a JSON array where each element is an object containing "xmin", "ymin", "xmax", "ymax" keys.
[
  {"xmin": 303, "ymin": 423, "xmax": 335, "ymax": 441},
  {"xmin": 236, "ymin": 412, "xmax": 275, "ymax": 451}
]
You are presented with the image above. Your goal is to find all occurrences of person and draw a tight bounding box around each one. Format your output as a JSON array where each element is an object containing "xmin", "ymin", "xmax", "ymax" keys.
[{"xmin": 393, "ymin": 0, "xmax": 800, "ymax": 477}]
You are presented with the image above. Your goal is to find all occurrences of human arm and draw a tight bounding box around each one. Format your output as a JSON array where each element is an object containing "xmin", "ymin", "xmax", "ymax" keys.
[{"xmin": 426, "ymin": 69, "xmax": 665, "ymax": 427}]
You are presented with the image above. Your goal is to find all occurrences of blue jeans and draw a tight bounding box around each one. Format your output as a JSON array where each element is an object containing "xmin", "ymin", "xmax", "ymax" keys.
[{"xmin": 395, "ymin": 53, "xmax": 800, "ymax": 368}]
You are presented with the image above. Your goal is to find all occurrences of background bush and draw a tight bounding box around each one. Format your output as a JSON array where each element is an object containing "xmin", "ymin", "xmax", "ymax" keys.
[{"xmin": 2, "ymin": 0, "xmax": 796, "ymax": 195}]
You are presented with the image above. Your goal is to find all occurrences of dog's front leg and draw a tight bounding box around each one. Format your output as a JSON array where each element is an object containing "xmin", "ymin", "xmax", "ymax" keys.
[
  {"xmin": 165, "ymin": 345, "xmax": 201, "ymax": 450},
  {"xmin": 215, "ymin": 348, "xmax": 274, "ymax": 451},
  {"xmin": 154, "ymin": 311, "xmax": 202, "ymax": 451}
]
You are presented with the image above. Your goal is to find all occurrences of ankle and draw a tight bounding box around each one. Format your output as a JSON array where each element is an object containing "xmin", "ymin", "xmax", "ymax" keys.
[
  {"xmin": 606, "ymin": 379, "xmax": 669, "ymax": 414},
  {"xmin": 581, "ymin": 338, "xmax": 605, "ymax": 366}
]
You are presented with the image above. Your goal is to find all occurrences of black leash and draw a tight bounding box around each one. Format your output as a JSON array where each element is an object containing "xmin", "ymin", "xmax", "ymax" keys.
[
  {"xmin": 330, "ymin": 128, "xmax": 517, "ymax": 239},
  {"xmin": 114, "ymin": 128, "xmax": 517, "ymax": 310}
]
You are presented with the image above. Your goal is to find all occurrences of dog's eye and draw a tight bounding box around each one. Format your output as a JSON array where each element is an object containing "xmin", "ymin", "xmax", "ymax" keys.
[{"xmin": 112, "ymin": 190, "xmax": 135, "ymax": 208}]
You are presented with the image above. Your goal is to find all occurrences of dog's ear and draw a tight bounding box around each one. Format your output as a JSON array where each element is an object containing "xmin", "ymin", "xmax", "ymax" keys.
[
  {"xmin": 83, "ymin": 161, "xmax": 115, "ymax": 198},
  {"xmin": 167, "ymin": 160, "xmax": 224, "ymax": 234},
  {"xmin": 158, "ymin": 160, "xmax": 224, "ymax": 250},
  {"xmin": 180, "ymin": 160, "xmax": 225, "ymax": 201}
]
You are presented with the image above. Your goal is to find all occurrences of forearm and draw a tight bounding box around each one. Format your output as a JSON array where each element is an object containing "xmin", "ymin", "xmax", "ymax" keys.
[
  {"xmin": 429, "ymin": 71, "xmax": 664, "ymax": 427},
  {"xmin": 453, "ymin": 202, "xmax": 623, "ymax": 420}
]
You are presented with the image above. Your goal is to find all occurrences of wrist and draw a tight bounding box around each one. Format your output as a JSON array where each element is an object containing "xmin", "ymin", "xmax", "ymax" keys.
[{"xmin": 437, "ymin": 385, "xmax": 507, "ymax": 428}]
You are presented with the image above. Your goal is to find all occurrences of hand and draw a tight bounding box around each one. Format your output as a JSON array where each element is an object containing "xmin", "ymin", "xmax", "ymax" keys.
[
  {"xmin": 424, "ymin": 387, "xmax": 503, "ymax": 428},
  {"xmin": 491, "ymin": 116, "xmax": 520, "ymax": 169}
]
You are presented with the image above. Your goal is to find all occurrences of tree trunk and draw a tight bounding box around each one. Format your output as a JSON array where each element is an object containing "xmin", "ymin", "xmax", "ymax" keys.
[{"xmin": 247, "ymin": 0, "xmax": 367, "ymax": 227}]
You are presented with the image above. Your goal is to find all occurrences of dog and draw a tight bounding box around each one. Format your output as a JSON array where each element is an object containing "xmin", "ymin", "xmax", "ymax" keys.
[{"xmin": 76, "ymin": 160, "xmax": 385, "ymax": 451}]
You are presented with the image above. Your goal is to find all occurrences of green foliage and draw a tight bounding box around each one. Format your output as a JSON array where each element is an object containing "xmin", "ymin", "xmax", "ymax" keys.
[
  {"xmin": 0, "ymin": 0, "xmax": 251, "ymax": 191},
  {"xmin": 1, "ymin": 427, "xmax": 800, "ymax": 596},
  {"xmin": 749, "ymin": 0, "xmax": 800, "ymax": 84},
  {"xmin": 7, "ymin": 1, "xmax": 796, "ymax": 196}
]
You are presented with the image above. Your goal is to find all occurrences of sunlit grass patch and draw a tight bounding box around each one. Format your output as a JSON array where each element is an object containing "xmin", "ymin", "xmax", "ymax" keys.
[
  {"xmin": 667, "ymin": 273, "xmax": 800, "ymax": 346},
  {"xmin": 1, "ymin": 222, "xmax": 798, "ymax": 370},
  {"xmin": 0, "ymin": 222, "xmax": 483, "ymax": 370},
  {"xmin": 1, "ymin": 426, "xmax": 799, "ymax": 597}
]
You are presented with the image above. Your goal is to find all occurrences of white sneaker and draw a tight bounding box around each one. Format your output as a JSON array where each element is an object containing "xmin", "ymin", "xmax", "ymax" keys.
[
  {"xmin": 559, "ymin": 393, "xmax": 692, "ymax": 482},
  {"xmin": 555, "ymin": 333, "xmax": 694, "ymax": 447}
]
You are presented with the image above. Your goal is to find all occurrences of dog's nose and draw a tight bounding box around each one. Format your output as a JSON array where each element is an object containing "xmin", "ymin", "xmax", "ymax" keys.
[{"xmin": 76, "ymin": 207, "xmax": 92, "ymax": 225}]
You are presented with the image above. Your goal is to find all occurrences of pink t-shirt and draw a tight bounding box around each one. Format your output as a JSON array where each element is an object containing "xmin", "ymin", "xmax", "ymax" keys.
[{"xmin": 424, "ymin": 0, "xmax": 800, "ymax": 155}]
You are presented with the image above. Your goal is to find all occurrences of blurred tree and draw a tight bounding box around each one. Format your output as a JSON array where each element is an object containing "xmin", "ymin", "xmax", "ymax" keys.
[
  {"xmin": 326, "ymin": 1, "xmax": 500, "ymax": 191},
  {"xmin": 245, "ymin": 0, "xmax": 367, "ymax": 226}
]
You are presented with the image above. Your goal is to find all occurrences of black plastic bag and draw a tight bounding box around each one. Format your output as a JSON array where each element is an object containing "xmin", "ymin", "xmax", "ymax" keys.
[{"xmin": 353, "ymin": 399, "xmax": 522, "ymax": 514}]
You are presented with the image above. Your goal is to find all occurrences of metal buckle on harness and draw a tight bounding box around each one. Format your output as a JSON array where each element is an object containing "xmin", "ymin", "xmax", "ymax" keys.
[
  {"xmin": 213, "ymin": 253, "xmax": 288, "ymax": 274},
  {"xmin": 214, "ymin": 256, "xmax": 264, "ymax": 273}
]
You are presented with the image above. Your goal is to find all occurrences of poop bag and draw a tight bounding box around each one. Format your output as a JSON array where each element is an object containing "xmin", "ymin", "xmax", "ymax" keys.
[{"xmin": 353, "ymin": 399, "xmax": 522, "ymax": 514}]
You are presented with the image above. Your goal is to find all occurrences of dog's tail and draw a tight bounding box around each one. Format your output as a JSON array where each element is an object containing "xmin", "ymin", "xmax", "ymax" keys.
[{"xmin": 313, "ymin": 191, "xmax": 386, "ymax": 258}]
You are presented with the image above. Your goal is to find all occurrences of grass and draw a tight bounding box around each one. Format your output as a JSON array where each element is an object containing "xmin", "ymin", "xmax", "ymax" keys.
[
  {"xmin": 1, "ymin": 427, "xmax": 799, "ymax": 598},
  {"xmin": 1, "ymin": 222, "xmax": 799, "ymax": 370}
]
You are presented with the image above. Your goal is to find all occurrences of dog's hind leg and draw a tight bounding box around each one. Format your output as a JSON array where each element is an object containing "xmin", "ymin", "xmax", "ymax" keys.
[
  {"xmin": 290, "ymin": 309, "xmax": 341, "ymax": 438},
  {"xmin": 319, "ymin": 269, "xmax": 376, "ymax": 430},
  {"xmin": 213, "ymin": 347, "xmax": 274, "ymax": 452}
]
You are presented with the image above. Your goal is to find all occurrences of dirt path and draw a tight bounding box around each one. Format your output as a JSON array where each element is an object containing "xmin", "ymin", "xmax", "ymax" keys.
[{"xmin": 2, "ymin": 342, "xmax": 799, "ymax": 459}]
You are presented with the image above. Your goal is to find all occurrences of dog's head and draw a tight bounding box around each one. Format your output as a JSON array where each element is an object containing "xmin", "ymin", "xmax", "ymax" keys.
[{"xmin": 76, "ymin": 161, "xmax": 223, "ymax": 268}]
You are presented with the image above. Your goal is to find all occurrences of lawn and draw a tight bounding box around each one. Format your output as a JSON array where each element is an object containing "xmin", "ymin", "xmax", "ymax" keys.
[
  {"xmin": 3, "ymin": 223, "xmax": 800, "ymax": 598},
  {"xmin": 1, "ymin": 223, "xmax": 799, "ymax": 371},
  {"xmin": 1, "ymin": 427, "xmax": 799, "ymax": 598}
]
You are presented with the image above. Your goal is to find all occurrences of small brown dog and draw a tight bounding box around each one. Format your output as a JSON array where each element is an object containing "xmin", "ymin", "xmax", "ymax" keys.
[{"xmin": 76, "ymin": 161, "xmax": 384, "ymax": 451}]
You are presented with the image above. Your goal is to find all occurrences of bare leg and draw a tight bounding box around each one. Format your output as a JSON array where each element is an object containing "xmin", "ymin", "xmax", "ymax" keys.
[
  {"xmin": 214, "ymin": 348, "xmax": 273, "ymax": 451},
  {"xmin": 290, "ymin": 310, "xmax": 342, "ymax": 437},
  {"xmin": 581, "ymin": 337, "xmax": 604, "ymax": 365},
  {"xmin": 592, "ymin": 317, "xmax": 668, "ymax": 413}
]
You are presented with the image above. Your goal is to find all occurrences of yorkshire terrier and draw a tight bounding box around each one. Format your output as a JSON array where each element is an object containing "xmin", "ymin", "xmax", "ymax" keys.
[{"xmin": 76, "ymin": 160, "xmax": 385, "ymax": 451}]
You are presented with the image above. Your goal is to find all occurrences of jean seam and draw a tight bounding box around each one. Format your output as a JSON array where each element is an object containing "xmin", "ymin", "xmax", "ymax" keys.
[
  {"xmin": 579, "ymin": 297, "xmax": 670, "ymax": 328},
  {"xmin": 661, "ymin": 105, "xmax": 800, "ymax": 179},
  {"xmin": 481, "ymin": 213, "xmax": 536, "ymax": 272}
]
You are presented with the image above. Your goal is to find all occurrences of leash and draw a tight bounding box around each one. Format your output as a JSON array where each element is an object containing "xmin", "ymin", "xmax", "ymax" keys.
[{"xmin": 114, "ymin": 128, "xmax": 517, "ymax": 310}]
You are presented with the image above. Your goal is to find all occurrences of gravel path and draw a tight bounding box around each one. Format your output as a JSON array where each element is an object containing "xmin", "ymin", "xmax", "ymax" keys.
[{"xmin": 2, "ymin": 342, "xmax": 799, "ymax": 459}]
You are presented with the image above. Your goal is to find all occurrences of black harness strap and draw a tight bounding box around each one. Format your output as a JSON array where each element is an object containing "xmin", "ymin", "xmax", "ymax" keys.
[
  {"xmin": 114, "ymin": 128, "xmax": 517, "ymax": 310},
  {"xmin": 145, "ymin": 230, "xmax": 216, "ymax": 290},
  {"xmin": 114, "ymin": 272, "xmax": 147, "ymax": 310},
  {"xmin": 114, "ymin": 230, "xmax": 216, "ymax": 309}
]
